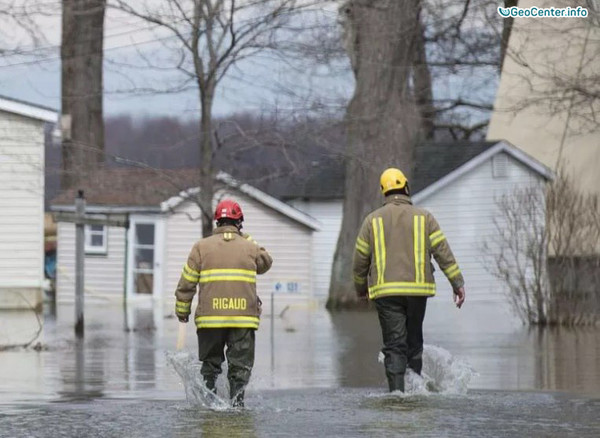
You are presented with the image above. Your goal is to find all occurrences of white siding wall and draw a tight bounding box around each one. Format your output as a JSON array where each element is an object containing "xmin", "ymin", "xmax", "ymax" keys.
[
  {"xmin": 225, "ymin": 191, "xmax": 313, "ymax": 298},
  {"xmin": 416, "ymin": 153, "xmax": 544, "ymax": 302},
  {"xmin": 288, "ymin": 199, "xmax": 343, "ymax": 297},
  {"xmin": 164, "ymin": 202, "xmax": 203, "ymax": 297},
  {"xmin": 0, "ymin": 111, "xmax": 45, "ymax": 308},
  {"xmin": 164, "ymin": 191, "xmax": 313, "ymax": 302},
  {"xmin": 56, "ymin": 223, "xmax": 126, "ymax": 301}
]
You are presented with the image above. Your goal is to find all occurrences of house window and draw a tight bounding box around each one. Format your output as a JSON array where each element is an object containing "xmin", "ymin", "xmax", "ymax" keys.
[
  {"xmin": 492, "ymin": 153, "xmax": 508, "ymax": 178},
  {"xmin": 85, "ymin": 225, "xmax": 107, "ymax": 254}
]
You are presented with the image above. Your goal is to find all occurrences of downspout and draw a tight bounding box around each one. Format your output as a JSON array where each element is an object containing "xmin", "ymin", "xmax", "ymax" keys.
[{"xmin": 123, "ymin": 215, "xmax": 130, "ymax": 307}]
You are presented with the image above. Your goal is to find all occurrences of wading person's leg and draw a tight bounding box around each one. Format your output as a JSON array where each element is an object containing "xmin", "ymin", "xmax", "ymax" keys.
[
  {"xmin": 406, "ymin": 297, "xmax": 428, "ymax": 375},
  {"xmin": 198, "ymin": 328, "xmax": 227, "ymax": 393},
  {"xmin": 226, "ymin": 328, "xmax": 255, "ymax": 407},
  {"xmin": 375, "ymin": 297, "xmax": 409, "ymax": 392}
]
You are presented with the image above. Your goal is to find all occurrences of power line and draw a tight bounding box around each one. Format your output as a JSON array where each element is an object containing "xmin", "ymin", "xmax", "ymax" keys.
[{"xmin": 0, "ymin": 31, "xmax": 183, "ymax": 69}]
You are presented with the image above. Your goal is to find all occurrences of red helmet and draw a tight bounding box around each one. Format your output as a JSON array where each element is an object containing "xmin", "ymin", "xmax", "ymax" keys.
[{"xmin": 214, "ymin": 199, "xmax": 244, "ymax": 221}]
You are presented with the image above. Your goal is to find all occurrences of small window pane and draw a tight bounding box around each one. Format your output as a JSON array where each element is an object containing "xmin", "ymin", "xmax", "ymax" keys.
[
  {"xmin": 136, "ymin": 224, "xmax": 155, "ymax": 245},
  {"xmin": 135, "ymin": 248, "xmax": 154, "ymax": 269},
  {"xmin": 85, "ymin": 225, "xmax": 106, "ymax": 253},
  {"xmin": 135, "ymin": 273, "xmax": 153, "ymax": 294}
]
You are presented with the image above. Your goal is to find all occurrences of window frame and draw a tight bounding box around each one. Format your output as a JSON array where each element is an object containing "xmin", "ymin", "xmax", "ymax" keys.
[{"xmin": 85, "ymin": 224, "xmax": 108, "ymax": 255}]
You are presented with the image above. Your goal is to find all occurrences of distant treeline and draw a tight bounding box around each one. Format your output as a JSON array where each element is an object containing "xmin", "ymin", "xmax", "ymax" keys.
[{"xmin": 46, "ymin": 113, "xmax": 345, "ymax": 206}]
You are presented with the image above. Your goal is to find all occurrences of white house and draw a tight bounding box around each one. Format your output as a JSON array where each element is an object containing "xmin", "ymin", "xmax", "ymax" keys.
[
  {"xmin": 51, "ymin": 170, "xmax": 321, "ymax": 305},
  {"xmin": 0, "ymin": 96, "xmax": 57, "ymax": 310},
  {"xmin": 275, "ymin": 140, "xmax": 553, "ymax": 301}
]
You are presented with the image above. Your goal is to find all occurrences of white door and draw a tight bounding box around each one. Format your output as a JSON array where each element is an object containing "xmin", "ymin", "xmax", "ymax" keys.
[{"xmin": 127, "ymin": 216, "xmax": 164, "ymax": 301}]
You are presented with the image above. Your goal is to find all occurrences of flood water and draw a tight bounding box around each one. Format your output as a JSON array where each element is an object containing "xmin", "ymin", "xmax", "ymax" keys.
[{"xmin": 1, "ymin": 297, "xmax": 599, "ymax": 437}]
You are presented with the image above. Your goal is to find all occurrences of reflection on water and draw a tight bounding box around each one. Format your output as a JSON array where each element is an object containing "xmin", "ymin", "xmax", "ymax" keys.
[
  {"xmin": 200, "ymin": 410, "xmax": 257, "ymax": 438},
  {"xmin": 532, "ymin": 328, "xmax": 600, "ymax": 393},
  {"xmin": 0, "ymin": 388, "xmax": 598, "ymax": 437},
  {"xmin": 1, "ymin": 300, "xmax": 600, "ymax": 403},
  {"xmin": 0, "ymin": 297, "xmax": 600, "ymax": 438}
]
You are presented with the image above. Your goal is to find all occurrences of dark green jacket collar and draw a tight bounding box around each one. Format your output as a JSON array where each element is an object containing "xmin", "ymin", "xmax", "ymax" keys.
[{"xmin": 384, "ymin": 194, "xmax": 413, "ymax": 206}]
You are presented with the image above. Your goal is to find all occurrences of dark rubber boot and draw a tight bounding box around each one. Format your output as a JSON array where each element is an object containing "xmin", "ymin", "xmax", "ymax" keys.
[
  {"xmin": 230, "ymin": 379, "xmax": 245, "ymax": 407},
  {"xmin": 408, "ymin": 358, "xmax": 423, "ymax": 375},
  {"xmin": 232, "ymin": 390, "xmax": 245, "ymax": 408},
  {"xmin": 388, "ymin": 374, "xmax": 405, "ymax": 393},
  {"xmin": 204, "ymin": 377, "xmax": 216, "ymax": 395}
]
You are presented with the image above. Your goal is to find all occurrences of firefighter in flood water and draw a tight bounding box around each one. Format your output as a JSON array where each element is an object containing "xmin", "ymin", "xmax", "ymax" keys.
[
  {"xmin": 175, "ymin": 199, "xmax": 273, "ymax": 407},
  {"xmin": 352, "ymin": 168, "xmax": 466, "ymax": 392}
]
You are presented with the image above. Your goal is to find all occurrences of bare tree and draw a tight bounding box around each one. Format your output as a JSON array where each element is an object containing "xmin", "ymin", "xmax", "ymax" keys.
[
  {"xmin": 501, "ymin": 1, "xmax": 600, "ymax": 133},
  {"xmin": 295, "ymin": 0, "xmax": 502, "ymax": 140},
  {"xmin": 327, "ymin": 0, "xmax": 422, "ymax": 308},
  {"xmin": 485, "ymin": 170, "xmax": 600, "ymax": 326},
  {"xmin": 484, "ymin": 185, "xmax": 550, "ymax": 324},
  {"xmin": 0, "ymin": 1, "xmax": 53, "ymax": 58},
  {"xmin": 61, "ymin": 0, "xmax": 107, "ymax": 189},
  {"xmin": 421, "ymin": 0, "xmax": 501, "ymax": 140},
  {"xmin": 112, "ymin": 0, "xmax": 317, "ymax": 237},
  {"xmin": 499, "ymin": 0, "xmax": 518, "ymax": 71}
]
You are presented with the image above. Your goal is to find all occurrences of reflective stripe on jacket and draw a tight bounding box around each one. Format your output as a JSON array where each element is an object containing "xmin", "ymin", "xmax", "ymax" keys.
[
  {"xmin": 352, "ymin": 194, "xmax": 464, "ymax": 300},
  {"xmin": 175, "ymin": 225, "xmax": 273, "ymax": 329}
]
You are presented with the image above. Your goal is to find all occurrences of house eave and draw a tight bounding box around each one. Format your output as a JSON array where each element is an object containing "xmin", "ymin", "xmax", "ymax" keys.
[
  {"xmin": 0, "ymin": 96, "xmax": 57, "ymax": 123},
  {"xmin": 412, "ymin": 140, "xmax": 554, "ymax": 204}
]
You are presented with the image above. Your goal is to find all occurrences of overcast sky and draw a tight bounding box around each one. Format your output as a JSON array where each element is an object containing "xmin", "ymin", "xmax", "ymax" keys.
[
  {"xmin": 0, "ymin": 0, "xmax": 497, "ymax": 128},
  {"xmin": 0, "ymin": 1, "xmax": 351, "ymax": 118}
]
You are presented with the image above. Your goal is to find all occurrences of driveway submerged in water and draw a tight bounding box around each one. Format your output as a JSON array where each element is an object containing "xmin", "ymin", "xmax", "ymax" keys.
[{"xmin": 0, "ymin": 300, "xmax": 599, "ymax": 436}]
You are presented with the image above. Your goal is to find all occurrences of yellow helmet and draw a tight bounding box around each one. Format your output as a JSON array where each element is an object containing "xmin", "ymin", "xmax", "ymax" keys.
[{"xmin": 380, "ymin": 168, "xmax": 408, "ymax": 194}]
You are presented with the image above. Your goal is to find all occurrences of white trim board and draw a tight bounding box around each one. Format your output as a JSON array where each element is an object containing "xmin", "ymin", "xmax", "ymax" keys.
[
  {"xmin": 412, "ymin": 140, "xmax": 555, "ymax": 204},
  {"xmin": 51, "ymin": 205, "xmax": 161, "ymax": 214},
  {"xmin": 126, "ymin": 215, "xmax": 164, "ymax": 302},
  {"xmin": 0, "ymin": 96, "xmax": 57, "ymax": 123},
  {"xmin": 0, "ymin": 280, "xmax": 44, "ymax": 288}
]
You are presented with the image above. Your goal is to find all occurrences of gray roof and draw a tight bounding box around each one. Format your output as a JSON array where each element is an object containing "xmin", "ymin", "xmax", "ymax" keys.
[
  {"xmin": 253, "ymin": 156, "xmax": 345, "ymax": 200},
  {"xmin": 255, "ymin": 140, "xmax": 498, "ymax": 200},
  {"xmin": 51, "ymin": 141, "xmax": 502, "ymax": 206},
  {"xmin": 412, "ymin": 140, "xmax": 497, "ymax": 194}
]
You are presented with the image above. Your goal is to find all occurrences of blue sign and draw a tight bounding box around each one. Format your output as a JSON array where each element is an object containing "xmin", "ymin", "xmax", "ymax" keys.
[{"xmin": 273, "ymin": 281, "xmax": 300, "ymax": 293}]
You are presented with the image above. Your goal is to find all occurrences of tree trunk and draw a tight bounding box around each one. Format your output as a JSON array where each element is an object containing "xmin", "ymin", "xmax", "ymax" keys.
[
  {"xmin": 328, "ymin": 0, "xmax": 422, "ymax": 309},
  {"xmin": 61, "ymin": 0, "xmax": 106, "ymax": 189},
  {"xmin": 413, "ymin": 8, "xmax": 435, "ymax": 139},
  {"xmin": 499, "ymin": 0, "xmax": 518, "ymax": 72},
  {"xmin": 200, "ymin": 87, "xmax": 216, "ymax": 238}
]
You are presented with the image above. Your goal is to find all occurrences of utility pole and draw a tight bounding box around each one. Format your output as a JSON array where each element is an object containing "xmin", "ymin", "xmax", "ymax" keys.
[
  {"xmin": 61, "ymin": 0, "xmax": 106, "ymax": 189},
  {"xmin": 74, "ymin": 190, "xmax": 85, "ymax": 337}
]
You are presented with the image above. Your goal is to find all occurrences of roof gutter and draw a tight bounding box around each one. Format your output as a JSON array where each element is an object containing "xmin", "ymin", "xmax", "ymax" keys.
[{"xmin": 51, "ymin": 204, "xmax": 162, "ymax": 214}]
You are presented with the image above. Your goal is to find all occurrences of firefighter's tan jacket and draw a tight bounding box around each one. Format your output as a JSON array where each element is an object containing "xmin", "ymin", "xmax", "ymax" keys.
[
  {"xmin": 353, "ymin": 194, "xmax": 464, "ymax": 299},
  {"xmin": 175, "ymin": 225, "xmax": 273, "ymax": 329}
]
